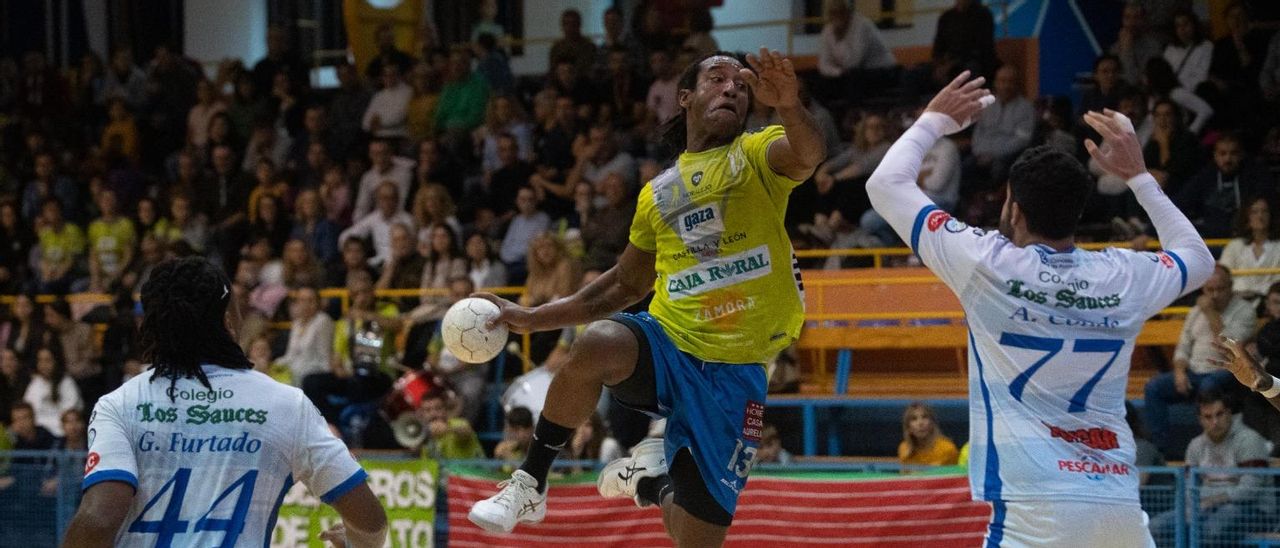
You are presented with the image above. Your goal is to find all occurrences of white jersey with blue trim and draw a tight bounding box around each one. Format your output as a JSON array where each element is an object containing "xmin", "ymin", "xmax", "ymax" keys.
[
  {"xmin": 912, "ymin": 209, "xmax": 1188, "ymax": 504},
  {"xmin": 866, "ymin": 112, "xmax": 1213, "ymax": 507},
  {"xmin": 83, "ymin": 366, "xmax": 364, "ymax": 547}
]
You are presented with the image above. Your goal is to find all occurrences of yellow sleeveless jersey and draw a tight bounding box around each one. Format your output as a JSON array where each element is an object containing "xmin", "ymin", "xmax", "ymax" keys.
[{"xmin": 629, "ymin": 125, "xmax": 806, "ymax": 364}]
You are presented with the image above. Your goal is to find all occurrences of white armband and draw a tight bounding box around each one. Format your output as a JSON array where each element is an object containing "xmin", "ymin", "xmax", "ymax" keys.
[{"xmin": 1261, "ymin": 377, "xmax": 1280, "ymax": 399}]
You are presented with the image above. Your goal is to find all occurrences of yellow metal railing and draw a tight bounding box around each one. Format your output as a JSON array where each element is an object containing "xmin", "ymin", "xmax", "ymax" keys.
[
  {"xmin": 794, "ymin": 239, "xmax": 1233, "ymax": 268},
  {"xmin": 0, "ymin": 238, "xmax": 1251, "ymax": 367}
]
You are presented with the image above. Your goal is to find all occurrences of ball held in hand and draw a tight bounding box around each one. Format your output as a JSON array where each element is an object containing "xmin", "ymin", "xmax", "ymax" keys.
[{"xmin": 441, "ymin": 297, "xmax": 508, "ymax": 363}]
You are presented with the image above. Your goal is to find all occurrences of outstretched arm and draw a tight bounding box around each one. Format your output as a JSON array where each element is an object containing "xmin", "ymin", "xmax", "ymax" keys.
[
  {"xmin": 475, "ymin": 244, "xmax": 657, "ymax": 334},
  {"xmin": 1083, "ymin": 110, "xmax": 1214, "ymax": 294},
  {"xmin": 741, "ymin": 48, "xmax": 826, "ymax": 180},
  {"xmin": 867, "ymin": 71, "xmax": 990, "ymax": 240},
  {"xmin": 1210, "ymin": 337, "xmax": 1280, "ymax": 413}
]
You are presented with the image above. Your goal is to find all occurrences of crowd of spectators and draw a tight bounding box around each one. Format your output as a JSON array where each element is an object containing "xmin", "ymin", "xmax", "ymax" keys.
[{"xmin": 1, "ymin": 0, "xmax": 1280, "ymax": 475}]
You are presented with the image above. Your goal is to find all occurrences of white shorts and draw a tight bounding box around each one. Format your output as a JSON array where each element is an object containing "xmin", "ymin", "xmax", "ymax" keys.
[{"xmin": 984, "ymin": 500, "xmax": 1156, "ymax": 548}]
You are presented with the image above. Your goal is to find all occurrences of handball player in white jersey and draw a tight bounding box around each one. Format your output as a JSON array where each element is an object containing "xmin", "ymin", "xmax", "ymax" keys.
[
  {"xmin": 867, "ymin": 73, "xmax": 1213, "ymax": 547},
  {"xmin": 63, "ymin": 257, "xmax": 387, "ymax": 547}
]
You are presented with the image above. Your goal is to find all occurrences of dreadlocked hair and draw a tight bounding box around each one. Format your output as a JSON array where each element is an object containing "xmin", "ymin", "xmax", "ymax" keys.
[
  {"xmin": 140, "ymin": 257, "xmax": 252, "ymax": 400},
  {"xmin": 657, "ymin": 50, "xmax": 754, "ymax": 162}
]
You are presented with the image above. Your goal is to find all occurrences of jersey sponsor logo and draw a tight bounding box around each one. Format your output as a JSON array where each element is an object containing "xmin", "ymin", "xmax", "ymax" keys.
[
  {"xmin": 185, "ymin": 404, "xmax": 269, "ymax": 425},
  {"xmin": 136, "ymin": 402, "xmax": 268, "ymax": 425},
  {"xmin": 1156, "ymin": 252, "xmax": 1175, "ymax": 269},
  {"xmin": 678, "ymin": 203, "xmax": 726, "ymax": 247},
  {"xmin": 1005, "ymin": 279, "xmax": 1122, "ymax": 310},
  {"xmin": 666, "ymin": 244, "xmax": 773, "ymax": 299},
  {"xmin": 926, "ymin": 210, "xmax": 950, "ymax": 232},
  {"xmin": 728, "ymin": 144, "xmax": 747, "ymax": 177},
  {"xmin": 682, "ymin": 205, "xmax": 719, "ymax": 233},
  {"xmin": 1053, "ymin": 288, "xmax": 1122, "ymax": 310},
  {"xmin": 693, "ymin": 296, "xmax": 757, "ymax": 322},
  {"xmin": 85, "ymin": 451, "xmax": 100, "ymax": 474},
  {"xmin": 720, "ymin": 477, "xmax": 742, "ymax": 494},
  {"xmin": 137, "ymin": 403, "xmax": 180, "ymax": 423},
  {"xmin": 1044, "ymin": 421, "xmax": 1119, "ymax": 451},
  {"xmin": 1058, "ymin": 451, "xmax": 1130, "ymax": 481},
  {"xmin": 691, "ymin": 171, "xmax": 704, "ymax": 186},
  {"xmin": 943, "ymin": 217, "xmax": 969, "ymax": 233},
  {"xmin": 1034, "ymin": 247, "xmax": 1079, "ymax": 268},
  {"xmin": 742, "ymin": 401, "xmax": 765, "ymax": 442},
  {"xmin": 166, "ymin": 386, "xmax": 234, "ymax": 404},
  {"xmin": 670, "ymin": 231, "xmax": 746, "ymax": 262}
]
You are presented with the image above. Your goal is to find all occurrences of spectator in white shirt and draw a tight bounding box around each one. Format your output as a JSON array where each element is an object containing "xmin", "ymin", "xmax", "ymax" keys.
[
  {"xmin": 340, "ymin": 182, "xmax": 416, "ymax": 267},
  {"xmin": 970, "ymin": 64, "xmax": 1036, "ymax": 188},
  {"xmin": 277, "ymin": 286, "xmax": 335, "ymax": 386},
  {"xmin": 362, "ymin": 64, "xmax": 413, "ymax": 139},
  {"xmin": 23, "ymin": 346, "xmax": 82, "ymax": 437},
  {"xmin": 1143, "ymin": 265, "xmax": 1256, "ymax": 456},
  {"xmin": 1163, "ymin": 10, "xmax": 1212, "ymax": 92},
  {"xmin": 465, "ymin": 232, "xmax": 507, "ymax": 288},
  {"xmin": 353, "ymin": 139, "xmax": 414, "ymax": 220},
  {"xmin": 1218, "ymin": 196, "xmax": 1280, "ymax": 298},
  {"xmin": 816, "ymin": 0, "xmax": 897, "ymax": 103}
]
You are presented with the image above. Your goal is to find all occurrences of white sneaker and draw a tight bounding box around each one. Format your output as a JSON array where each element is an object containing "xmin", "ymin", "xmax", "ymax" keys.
[
  {"xmin": 468, "ymin": 469, "xmax": 546, "ymax": 533},
  {"xmin": 597, "ymin": 438, "xmax": 668, "ymax": 507}
]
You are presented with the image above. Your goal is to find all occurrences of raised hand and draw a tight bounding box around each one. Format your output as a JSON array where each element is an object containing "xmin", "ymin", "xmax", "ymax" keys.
[
  {"xmin": 1209, "ymin": 336, "xmax": 1274, "ymax": 393},
  {"xmin": 741, "ymin": 48, "xmax": 800, "ymax": 110},
  {"xmin": 924, "ymin": 70, "xmax": 992, "ymax": 135},
  {"xmin": 1083, "ymin": 109, "xmax": 1147, "ymax": 180}
]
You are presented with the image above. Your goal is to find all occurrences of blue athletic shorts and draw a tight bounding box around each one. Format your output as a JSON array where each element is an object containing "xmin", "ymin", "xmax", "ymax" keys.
[{"xmin": 611, "ymin": 311, "xmax": 768, "ymax": 517}]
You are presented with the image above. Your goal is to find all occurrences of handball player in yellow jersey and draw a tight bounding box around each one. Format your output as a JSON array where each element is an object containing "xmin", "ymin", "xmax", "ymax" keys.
[{"xmin": 468, "ymin": 48, "xmax": 825, "ymax": 546}]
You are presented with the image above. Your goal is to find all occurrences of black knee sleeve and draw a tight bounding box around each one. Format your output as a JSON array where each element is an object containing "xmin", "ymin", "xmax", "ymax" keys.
[
  {"xmin": 603, "ymin": 314, "xmax": 659, "ymax": 414},
  {"xmin": 670, "ymin": 448, "xmax": 733, "ymax": 527}
]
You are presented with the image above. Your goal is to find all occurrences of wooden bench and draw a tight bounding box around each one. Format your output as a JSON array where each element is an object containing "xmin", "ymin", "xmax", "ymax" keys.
[{"xmin": 795, "ymin": 268, "xmax": 1185, "ymax": 400}]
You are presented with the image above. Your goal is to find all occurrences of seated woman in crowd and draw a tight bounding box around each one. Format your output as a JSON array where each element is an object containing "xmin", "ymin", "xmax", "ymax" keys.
[
  {"xmin": 1218, "ymin": 196, "xmax": 1280, "ymax": 299},
  {"xmin": 519, "ymin": 233, "xmax": 579, "ymax": 308},
  {"xmin": 2, "ymin": 294, "xmax": 45, "ymax": 367},
  {"xmin": 1144, "ymin": 57, "xmax": 1213, "ymax": 135},
  {"xmin": 23, "ymin": 345, "xmax": 82, "ymax": 437},
  {"xmin": 1143, "ymin": 99, "xmax": 1204, "ymax": 198},
  {"xmin": 897, "ymin": 402, "xmax": 958, "ymax": 466},
  {"xmin": 412, "ymin": 183, "xmax": 463, "ymax": 250},
  {"xmin": 803, "ymin": 112, "xmax": 892, "ymax": 248},
  {"xmin": 420, "ymin": 223, "xmax": 468, "ymax": 295},
  {"xmin": 464, "ymin": 232, "xmax": 506, "ymax": 289}
]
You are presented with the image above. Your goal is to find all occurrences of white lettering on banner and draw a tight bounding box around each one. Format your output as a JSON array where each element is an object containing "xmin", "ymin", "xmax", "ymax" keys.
[{"xmin": 665, "ymin": 245, "xmax": 773, "ymax": 299}]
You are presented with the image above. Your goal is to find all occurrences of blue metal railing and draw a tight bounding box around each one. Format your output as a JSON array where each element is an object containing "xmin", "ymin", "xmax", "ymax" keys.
[{"xmin": 9, "ymin": 451, "xmax": 1279, "ymax": 547}]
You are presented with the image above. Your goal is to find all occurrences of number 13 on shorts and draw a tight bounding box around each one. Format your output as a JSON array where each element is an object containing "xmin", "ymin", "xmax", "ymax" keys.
[
  {"xmin": 728, "ymin": 400, "xmax": 767, "ymax": 478},
  {"xmin": 727, "ymin": 440, "xmax": 758, "ymax": 478}
]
